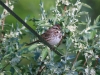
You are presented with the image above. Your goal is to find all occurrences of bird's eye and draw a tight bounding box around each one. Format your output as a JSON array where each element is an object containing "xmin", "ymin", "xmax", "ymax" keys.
[
  {"xmin": 56, "ymin": 31, "xmax": 58, "ymax": 33},
  {"xmin": 54, "ymin": 27, "xmax": 58, "ymax": 29}
]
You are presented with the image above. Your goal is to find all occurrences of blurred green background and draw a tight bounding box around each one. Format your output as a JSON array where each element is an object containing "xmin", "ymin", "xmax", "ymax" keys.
[
  {"xmin": 1, "ymin": 0, "xmax": 55, "ymax": 26},
  {"xmin": 0, "ymin": 0, "xmax": 100, "ymax": 26}
]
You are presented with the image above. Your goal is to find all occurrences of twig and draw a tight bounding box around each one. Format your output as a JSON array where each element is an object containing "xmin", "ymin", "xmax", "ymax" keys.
[
  {"xmin": 1, "ymin": 0, "xmax": 9, "ymax": 39},
  {"xmin": 64, "ymin": 5, "xmax": 67, "ymax": 11},
  {"xmin": 78, "ymin": 60, "xmax": 87, "ymax": 75},
  {"xmin": 62, "ymin": 5, "xmax": 67, "ymax": 16},
  {"xmin": 83, "ymin": 60, "xmax": 87, "ymax": 67},
  {"xmin": 72, "ymin": 51, "xmax": 80, "ymax": 66},
  {"xmin": 1, "ymin": 62, "xmax": 10, "ymax": 71},
  {"xmin": 37, "ymin": 62, "xmax": 45, "ymax": 75}
]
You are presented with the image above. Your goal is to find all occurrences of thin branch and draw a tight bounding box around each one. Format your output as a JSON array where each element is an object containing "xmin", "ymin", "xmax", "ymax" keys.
[
  {"xmin": 37, "ymin": 62, "xmax": 45, "ymax": 75},
  {"xmin": 72, "ymin": 51, "xmax": 80, "ymax": 66},
  {"xmin": 64, "ymin": 5, "xmax": 67, "ymax": 11},
  {"xmin": 62, "ymin": 5, "xmax": 67, "ymax": 16},
  {"xmin": 1, "ymin": 19, "xmax": 5, "ymax": 38},
  {"xmin": 1, "ymin": 62, "xmax": 10, "ymax": 71},
  {"xmin": 79, "ymin": 60, "xmax": 87, "ymax": 75},
  {"xmin": 0, "ymin": 0, "xmax": 63, "ymax": 56}
]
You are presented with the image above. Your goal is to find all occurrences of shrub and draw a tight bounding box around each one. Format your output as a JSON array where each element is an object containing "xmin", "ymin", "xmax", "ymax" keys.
[{"xmin": 0, "ymin": 0, "xmax": 100, "ymax": 75}]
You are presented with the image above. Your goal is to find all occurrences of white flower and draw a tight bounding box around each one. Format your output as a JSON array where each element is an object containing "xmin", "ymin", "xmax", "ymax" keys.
[
  {"xmin": 21, "ymin": 26, "xmax": 26, "ymax": 30},
  {"xmin": 85, "ymin": 27, "xmax": 91, "ymax": 33},
  {"xmin": 1, "ymin": 1, "xmax": 14, "ymax": 19},
  {"xmin": 84, "ymin": 53, "xmax": 88, "ymax": 57},
  {"xmin": 72, "ymin": 8, "xmax": 78, "ymax": 16},
  {"xmin": 56, "ymin": 0, "xmax": 61, "ymax": 3},
  {"xmin": 10, "ymin": 5, "xmax": 14, "ymax": 10},
  {"xmin": 88, "ymin": 50, "xmax": 94, "ymax": 55},
  {"xmin": 95, "ymin": 55, "xmax": 99, "ymax": 58},
  {"xmin": 10, "ymin": 31, "xmax": 14, "ymax": 37},
  {"xmin": 90, "ymin": 68, "xmax": 96, "ymax": 75},
  {"xmin": 2, "ymin": 38, "xmax": 6, "ymax": 42},
  {"xmin": 62, "ymin": 0, "xmax": 70, "ymax": 5},
  {"xmin": 85, "ymin": 67, "xmax": 89, "ymax": 75},
  {"xmin": 57, "ymin": 13, "xmax": 61, "ymax": 17},
  {"xmin": 15, "ymin": 32, "xmax": 19, "ymax": 36},
  {"xmin": 56, "ymin": 0, "xmax": 61, "ymax": 6},
  {"xmin": 19, "ymin": 31, "xmax": 22, "ymax": 34},
  {"xmin": 79, "ymin": 43, "xmax": 83, "ymax": 49},
  {"xmin": 75, "ymin": 1, "xmax": 81, "ymax": 6},
  {"xmin": 67, "ymin": 25, "xmax": 77, "ymax": 32},
  {"xmin": 85, "ymin": 67, "xmax": 95, "ymax": 75}
]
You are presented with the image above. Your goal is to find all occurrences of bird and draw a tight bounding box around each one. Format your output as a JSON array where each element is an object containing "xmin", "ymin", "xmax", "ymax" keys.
[{"xmin": 26, "ymin": 24, "xmax": 62, "ymax": 46}]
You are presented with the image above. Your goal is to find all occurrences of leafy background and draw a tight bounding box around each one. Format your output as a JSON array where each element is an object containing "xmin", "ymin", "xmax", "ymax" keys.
[{"xmin": 0, "ymin": 0, "xmax": 100, "ymax": 75}]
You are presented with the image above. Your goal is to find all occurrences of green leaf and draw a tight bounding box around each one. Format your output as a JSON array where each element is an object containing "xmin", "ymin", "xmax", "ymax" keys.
[
  {"xmin": 28, "ymin": 44, "xmax": 39, "ymax": 51},
  {"xmin": 89, "ymin": 26, "xmax": 100, "ymax": 30},
  {"xmin": 3, "ymin": 53, "xmax": 11, "ymax": 59},
  {"xmin": 0, "ymin": 63, "xmax": 3, "ymax": 69},
  {"xmin": 10, "ymin": 67, "xmax": 15, "ymax": 75},
  {"xmin": 82, "ymin": 3, "xmax": 92, "ymax": 9},
  {"xmin": 72, "ymin": 60, "xmax": 82, "ymax": 69},
  {"xmin": 78, "ymin": 22, "xmax": 87, "ymax": 25},
  {"xmin": 95, "ymin": 22, "xmax": 100, "ymax": 26},
  {"xmin": 41, "ymin": 47, "xmax": 48, "ymax": 61},
  {"xmin": 22, "ymin": 55, "xmax": 30, "ymax": 60},
  {"xmin": 89, "ymin": 30, "xmax": 97, "ymax": 40},
  {"xmin": 24, "ymin": 15, "xmax": 30, "ymax": 22},
  {"xmin": 66, "ymin": 38, "xmax": 72, "ymax": 50},
  {"xmin": 76, "ymin": 67, "xmax": 84, "ymax": 71},
  {"xmin": 77, "ymin": 11, "xmax": 88, "ymax": 16},
  {"xmin": 94, "ymin": 15, "xmax": 100, "ymax": 25},
  {"xmin": 13, "ymin": 66, "xmax": 21, "ymax": 75}
]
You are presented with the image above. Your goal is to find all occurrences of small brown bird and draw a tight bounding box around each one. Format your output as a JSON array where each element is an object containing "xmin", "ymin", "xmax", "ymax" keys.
[{"xmin": 26, "ymin": 25, "xmax": 62, "ymax": 46}]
